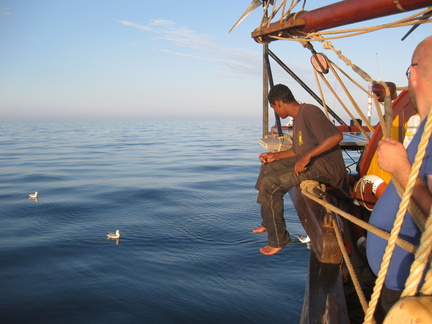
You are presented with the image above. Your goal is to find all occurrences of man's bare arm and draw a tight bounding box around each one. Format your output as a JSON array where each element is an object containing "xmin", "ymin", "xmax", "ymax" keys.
[
  {"xmin": 259, "ymin": 148, "xmax": 298, "ymax": 164},
  {"xmin": 294, "ymin": 133, "xmax": 343, "ymax": 174}
]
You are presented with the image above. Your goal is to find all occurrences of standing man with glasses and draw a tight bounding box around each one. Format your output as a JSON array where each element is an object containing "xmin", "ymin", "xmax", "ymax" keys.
[{"xmin": 366, "ymin": 35, "xmax": 432, "ymax": 317}]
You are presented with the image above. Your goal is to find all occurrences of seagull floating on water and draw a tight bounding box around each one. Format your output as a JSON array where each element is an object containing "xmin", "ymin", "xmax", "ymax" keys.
[
  {"xmin": 29, "ymin": 192, "xmax": 38, "ymax": 199},
  {"xmin": 106, "ymin": 230, "xmax": 121, "ymax": 239},
  {"xmin": 297, "ymin": 235, "xmax": 311, "ymax": 244}
]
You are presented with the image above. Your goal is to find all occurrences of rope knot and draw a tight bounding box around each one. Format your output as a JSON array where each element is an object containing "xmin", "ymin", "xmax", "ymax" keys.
[
  {"xmin": 300, "ymin": 180, "xmax": 326, "ymax": 197},
  {"xmin": 322, "ymin": 41, "xmax": 332, "ymax": 49}
]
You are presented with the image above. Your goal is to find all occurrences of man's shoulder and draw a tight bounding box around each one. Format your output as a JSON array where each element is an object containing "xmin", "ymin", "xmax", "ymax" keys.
[
  {"xmin": 297, "ymin": 103, "xmax": 317, "ymax": 119},
  {"xmin": 300, "ymin": 103, "xmax": 326, "ymax": 117},
  {"xmin": 300, "ymin": 104, "xmax": 337, "ymax": 128},
  {"xmin": 301, "ymin": 103, "xmax": 321, "ymax": 110}
]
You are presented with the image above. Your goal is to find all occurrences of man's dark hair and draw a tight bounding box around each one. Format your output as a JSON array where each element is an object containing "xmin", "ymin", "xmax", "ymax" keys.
[{"xmin": 268, "ymin": 84, "xmax": 296, "ymax": 105}]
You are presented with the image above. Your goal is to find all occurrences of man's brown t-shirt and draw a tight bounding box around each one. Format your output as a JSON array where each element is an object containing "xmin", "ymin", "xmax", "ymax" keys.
[{"xmin": 292, "ymin": 103, "xmax": 346, "ymax": 191}]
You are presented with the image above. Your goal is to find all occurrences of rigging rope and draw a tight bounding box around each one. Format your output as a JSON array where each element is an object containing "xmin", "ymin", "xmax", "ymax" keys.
[
  {"xmin": 332, "ymin": 212, "xmax": 370, "ymax": 313},
  {"xmin": 313, "ymin": 69, "xmax": 329, "ymax": 119}
]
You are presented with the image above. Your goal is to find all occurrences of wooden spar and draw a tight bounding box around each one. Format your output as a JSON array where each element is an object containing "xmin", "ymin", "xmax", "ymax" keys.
[{"xmin": 252, "ymin": 0, "xmax": 432, "ymax": 44}]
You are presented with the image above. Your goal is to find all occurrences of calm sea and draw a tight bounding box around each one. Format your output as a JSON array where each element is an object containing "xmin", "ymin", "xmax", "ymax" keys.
[{"xmin": 0, "ymin": 120, "xmax": 311, "ymax": 324}]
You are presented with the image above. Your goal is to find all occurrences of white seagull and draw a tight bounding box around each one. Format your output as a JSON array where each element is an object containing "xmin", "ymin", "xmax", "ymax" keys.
[
  {"xmin": 106, "ymin": 230, "xmax": 121, "ymax": 239},
  {"xmin": 297, "ymin": 235, "xmax": 311, "ymax": 244},
  {"xmin": 29, "ymin": 192, "xmax": 38, "ymax": 199}
]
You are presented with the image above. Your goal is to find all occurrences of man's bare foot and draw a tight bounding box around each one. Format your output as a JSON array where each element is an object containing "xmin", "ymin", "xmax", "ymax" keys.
[
  {"xmin": 259, "ymin": 239, "xmax": 291, "ymax": 255},
  {"xmin": 252, "ymin": 226, "xmax": 267, "ymax": 233},
  {"xmin": 259, "ymin": 245, "xmax": 283, "ymax": 255}
]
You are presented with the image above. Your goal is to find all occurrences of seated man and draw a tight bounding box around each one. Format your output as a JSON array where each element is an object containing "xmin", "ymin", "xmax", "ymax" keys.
[{"xmin": 254, "ymin": 84, "xmax": 347, "ymax": 255}]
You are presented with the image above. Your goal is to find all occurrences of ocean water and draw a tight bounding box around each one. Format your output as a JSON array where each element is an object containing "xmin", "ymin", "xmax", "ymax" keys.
[{"xmin": 0, "ymin": 120, "xmax": 311, "ymax": 324}]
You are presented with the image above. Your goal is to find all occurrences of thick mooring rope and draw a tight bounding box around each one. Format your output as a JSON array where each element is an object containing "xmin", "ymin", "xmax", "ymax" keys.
[{"xmin": 421, "ymin": 258, "xmax": 432, "ymax": 295}]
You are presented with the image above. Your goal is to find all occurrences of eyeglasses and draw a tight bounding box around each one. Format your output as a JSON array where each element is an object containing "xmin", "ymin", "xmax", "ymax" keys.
[{"xmin": 406, "ymin": 63, "xmax": 418, "ymax": 79}]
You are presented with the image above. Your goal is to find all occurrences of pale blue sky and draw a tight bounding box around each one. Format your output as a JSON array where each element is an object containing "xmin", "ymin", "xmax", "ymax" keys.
[{"xmin": 0, "ymin": 1, "xmax": 430, "ymax": 122}]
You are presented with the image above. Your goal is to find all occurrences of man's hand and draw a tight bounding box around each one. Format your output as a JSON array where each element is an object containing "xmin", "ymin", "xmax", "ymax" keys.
[
  {"xmin": 377, "ymin": 138, "xmax": 432, "ymax": 219},
  {"xmin": 377, "ymin": 139, "xmax": 411, "ymax": 176},
  {"xmin": 294, "ymin": 155, "xmax": 310, "ymax": 175},
  {"xmin": 259, "ymin": 149, "xmax": 298, "ymax": 165},
  {"xmin": 259, "ymin": 152, "xmax": 277, "ymax": 164}
]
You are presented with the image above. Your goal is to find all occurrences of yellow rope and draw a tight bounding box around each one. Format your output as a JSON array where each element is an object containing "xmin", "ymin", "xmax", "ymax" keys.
[
  {"xmin": 402, "ymin": 109, "xmax": 432, "ymax": 297},
  {"xmin": 402, "ymin": 206, "xmax": 432, "ymax": 297},
  {"xmin": 330, "ymin": 66, "xmax": 376, "ymax": 126},
  {"xmin": 317, "ymin": 39, "xmax": 397, "ymax": 138},
  {"xmin": 270, "ymin": 0, "xmax": 283, "ymax": 23},
  {"xmin": 372, "ymin": 96, "xmax": 388, "ymax": 139},
  {"xmin": 328, "ymin": 62, "xmax": 374, "ymax": 133},
  {"xmin": 313, "ymin": 69, "xmax": 329, "ymax": 119},
  {"xmin": 330, "ymin": 62, "xmax": 373, "ymax": 100},
  {"xmin": 421, "ymin": 262, "xmax": 432, "ymax": 295},
  {"xmin": 316, "ymin": 70, "xmax": 371, "ymax": 140},
  {"xmin": 332, "ymin": 212, "xmax": 369, "ymax": 313}
]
